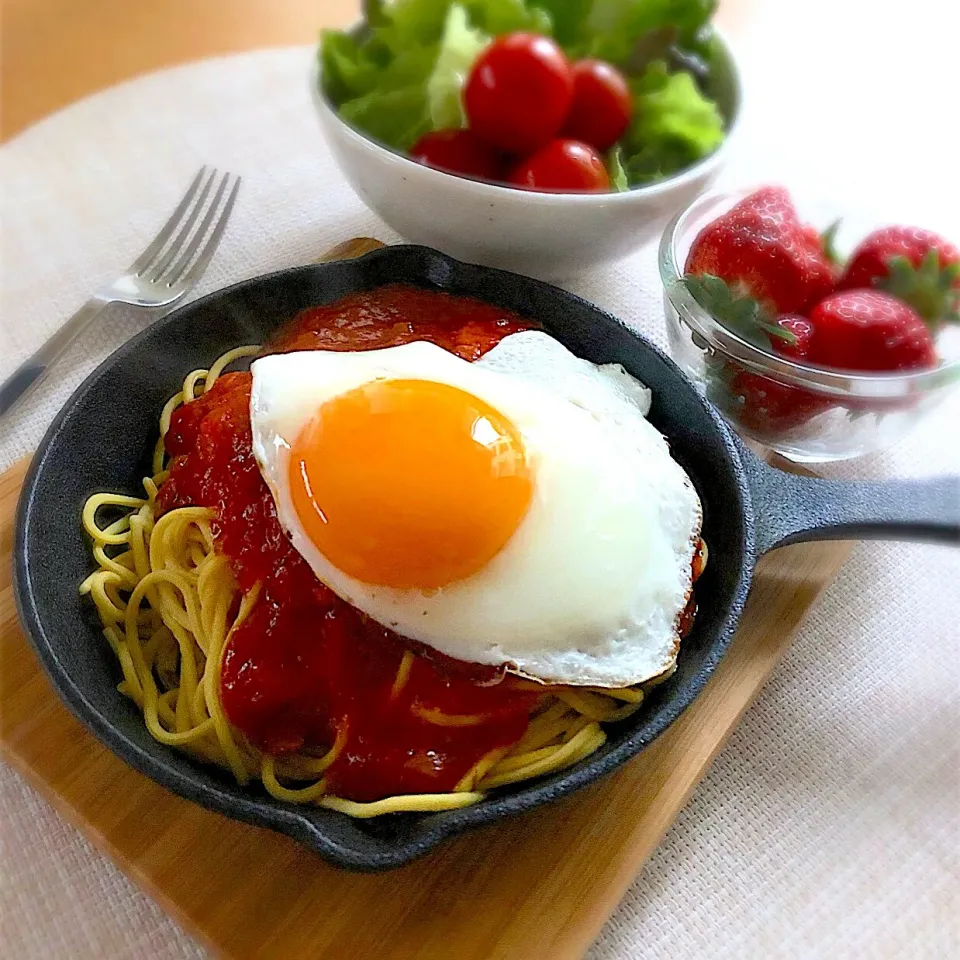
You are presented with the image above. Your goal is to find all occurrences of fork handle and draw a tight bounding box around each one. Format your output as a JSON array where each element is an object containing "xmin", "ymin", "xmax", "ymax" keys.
[{"xmin": 0, "ymin": 298, "xmax": 110, "ymax": 419}]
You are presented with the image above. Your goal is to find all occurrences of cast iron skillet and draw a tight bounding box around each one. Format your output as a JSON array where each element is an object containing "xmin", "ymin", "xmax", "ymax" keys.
[{"xmin": 14, "ymin": 246, "xmax": 960, "ymax": 871}]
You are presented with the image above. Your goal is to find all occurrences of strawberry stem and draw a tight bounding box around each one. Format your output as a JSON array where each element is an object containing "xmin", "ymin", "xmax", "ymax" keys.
[
  {"xmin": 876, "ymin": 250, "xmax": 960, "ymax": 328},
  {"xmin": 681, "ymin": 273, "xmax": 797, "ymax": 349},
  {"xmin": 821, "ymin": 219, "xmax": 844, "ymax": 267}
]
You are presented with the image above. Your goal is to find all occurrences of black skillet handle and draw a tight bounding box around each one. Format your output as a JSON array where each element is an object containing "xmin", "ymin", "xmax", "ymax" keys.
[{"xmin": 740, "ymin": 448, "xmax": 960, "ymax": 555}]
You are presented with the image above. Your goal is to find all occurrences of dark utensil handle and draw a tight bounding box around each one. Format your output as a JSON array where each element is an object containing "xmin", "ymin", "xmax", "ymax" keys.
[
  {"xmin": 0, "ymin": 362, "xmax": 47, "ymax": 417},
  {"xmin": 741, "ymin": 449, "xmax": 960, "ymax": 555},
  {"xmin": 1, "ymin": 298, "xmax": 109, "ymax": 421}
]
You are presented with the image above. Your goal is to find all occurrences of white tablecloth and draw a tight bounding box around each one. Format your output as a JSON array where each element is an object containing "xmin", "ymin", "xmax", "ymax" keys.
[{"xmin": 2, "ymin": 1, "xmax": 958, "ymax": 956}]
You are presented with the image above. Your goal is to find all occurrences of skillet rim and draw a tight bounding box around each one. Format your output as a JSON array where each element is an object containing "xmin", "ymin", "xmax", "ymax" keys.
[{"xmin": 13, "ymin": 246, "xmax": 756, "ymax": 870}]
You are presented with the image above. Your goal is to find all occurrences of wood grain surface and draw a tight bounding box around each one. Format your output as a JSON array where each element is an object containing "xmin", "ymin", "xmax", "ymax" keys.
[
  {"xmin": 0, "ymin": 233, "xmax": 855, "ymax": 960},
  {"xmin": 0, "ymin": 0, "xmax": 359, "ymax": 140}
]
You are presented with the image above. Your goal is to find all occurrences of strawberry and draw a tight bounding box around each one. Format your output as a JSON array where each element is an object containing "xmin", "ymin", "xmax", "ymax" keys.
[
  {"xmin": 682, "ymin": 273, "xmax": 831, "ymax": 433},
  {"xmin": 704, "ymin": 313, "xmax": 830, "ymax": 434},
  {"xmin": 771, "ymin": 313, "xmax": 816, "ymax": 361},
  {"xmin": 717, "ymin": 368, "xmax": 829, "ymax": 434},
  {"xmin": 837, "ymin": 226, "xmax": 960, "ymax": 327},
  {"xmin": 685, "ymin": 186, "xmax": 836, "ymax": 316},
  {"xmin": 807, "ymin": 289, "xmax": 937, "ymax": 372}
]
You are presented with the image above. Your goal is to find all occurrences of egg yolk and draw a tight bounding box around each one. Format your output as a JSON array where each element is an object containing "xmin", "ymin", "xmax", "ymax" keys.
[{"xmin": 289, "ymin": 378, "xmax": 533, "ymax": 590}]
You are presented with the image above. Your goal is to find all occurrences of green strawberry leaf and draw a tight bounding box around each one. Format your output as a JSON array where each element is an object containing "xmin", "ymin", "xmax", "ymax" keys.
[
  {"xmin": 876, "ymin": 250, "xmax": 960, "ymax": 329},
  {"xmin": 821, "ymin": 219, "xmax": 844, "ymax": 268},
  {"xmin": 681, "ymin": 273, "xmax": 797, "ymax": 350}
]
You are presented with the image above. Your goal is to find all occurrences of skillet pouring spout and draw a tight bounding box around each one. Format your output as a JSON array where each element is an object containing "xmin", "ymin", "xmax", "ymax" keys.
[{"xmin": 740, "ymin": 444, "xmax": 960, "ymax": 555}]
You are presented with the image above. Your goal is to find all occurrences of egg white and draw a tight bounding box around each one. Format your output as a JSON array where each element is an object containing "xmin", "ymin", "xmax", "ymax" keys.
[{"xmin": 249, "ymin": 333, "xmax": 702, "ymax": 688}]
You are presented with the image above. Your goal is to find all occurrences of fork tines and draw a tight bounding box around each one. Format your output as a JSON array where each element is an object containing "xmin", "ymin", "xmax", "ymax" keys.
[{"xmin": 130, "ymin": 167, "xmax": 241, "ymax": 289}]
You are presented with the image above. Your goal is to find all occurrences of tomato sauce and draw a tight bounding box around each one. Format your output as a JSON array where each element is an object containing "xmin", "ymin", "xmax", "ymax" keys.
[
  {"xmin": 156, "ymin": 284, "xmax": 542, "ymax": 801},
  {"xmin": 676, "ymin": 539, "xmax": 706, "ymax": 640},
  {"xmin": 267, "ymin": 283, "xmax": 535, "ymax": 361}
]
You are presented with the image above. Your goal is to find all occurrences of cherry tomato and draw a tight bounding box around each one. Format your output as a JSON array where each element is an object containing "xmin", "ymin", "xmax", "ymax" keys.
[
  {"xmin": 562, "ymin": 59, "xmax": 632, "ymax": 153},
  {"xmin": 506, "ymin": 139, "xmax": 610, "ymax": 192},
  {"xmin": 409, "ymin": 129, "xmax": 504, "ymax": 181},
  {"xmin": 464, "ymin": 33, "xmax": 574, "ymax": 155}
]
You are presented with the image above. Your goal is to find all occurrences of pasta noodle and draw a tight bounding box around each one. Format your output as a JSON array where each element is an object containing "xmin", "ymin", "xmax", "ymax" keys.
[{"xmin": 80, "ymin": 346, "xmax": 677, "ymax": 817}]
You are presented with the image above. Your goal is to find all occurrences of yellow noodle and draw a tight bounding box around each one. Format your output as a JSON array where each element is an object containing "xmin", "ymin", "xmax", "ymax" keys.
[
  {"xmin": 454, "ymin": 746, "xmax": 509, "ymax": 792},
  {"xmin": 90, "ymin": 542, "xmax": 138, "ymax": 585},
  {"xmin": 479, "ymin": 724, "xmax": 607, "ymax": 790},
  {"xmin": 182, "ymin": 369, "xmax": 208, "ymax": 403},
  {"xmin": 206, "ymin": 345, "xmax": 260, "ymax": 387},
  {"xmin": 319, "ymin": 792, "xmax": 484, "ymax": 818},
  {"xmin": 507, "ymin": 702, "xmax": 573, "ymax": 755},
  {"xmin": 486, "ymin": 744, "xmax": 560, "ymax": 775},
  {"xmin": 411, "ymin": 704, "xmax": 492, "ymax": 727},
  {"xmin": 83, "ymin": 494, "xmax": 144, "ymax": 544},
  {"xmin": 390, "ymin": 650, "xmax": 415, "ymax": 700},
  {"xmin": 206, "ymin": 583, "xmax": 259, "ymax": 785},
  {"xmin": 261, "ymin": 759, "xmax": 330, "ymax": 804},
  {"xmin": 275, "ymin": 727, "xmax": 347, "ymax": 780},
  {"xmin": 260, "ymin": 727, "xmax": 347, "ymax": 803},
  {"xmin": 555, "ymin": 689, "xmax": 645, "ymax": 723}
]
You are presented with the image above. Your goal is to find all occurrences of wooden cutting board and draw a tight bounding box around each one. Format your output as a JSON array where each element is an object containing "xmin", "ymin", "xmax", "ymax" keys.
[{"xmin": 0, "ymin": 237, "xmax": 853, "ymax": 960}]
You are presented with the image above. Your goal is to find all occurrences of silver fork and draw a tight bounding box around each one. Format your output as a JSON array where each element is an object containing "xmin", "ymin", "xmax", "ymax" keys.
[{"xmin": 0, "ymin": 167, "xmax": 241, "ymax": 419}]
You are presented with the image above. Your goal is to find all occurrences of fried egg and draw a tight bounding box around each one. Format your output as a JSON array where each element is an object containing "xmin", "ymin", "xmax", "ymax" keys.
[{"xmin": 249, "ymin": 332, "xmax": 702, "ymax": 688}]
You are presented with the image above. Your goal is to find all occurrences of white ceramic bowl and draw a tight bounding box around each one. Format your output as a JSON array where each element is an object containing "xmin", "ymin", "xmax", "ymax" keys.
[{"xmin": 311, "ymin": 36, "xmax": 741, "ymax": 277}]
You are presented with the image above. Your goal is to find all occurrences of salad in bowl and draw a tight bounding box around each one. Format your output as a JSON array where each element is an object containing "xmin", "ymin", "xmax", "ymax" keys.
[{"xmin": 320, "ymin": 0, "xmax": 734, "ymax": 193}]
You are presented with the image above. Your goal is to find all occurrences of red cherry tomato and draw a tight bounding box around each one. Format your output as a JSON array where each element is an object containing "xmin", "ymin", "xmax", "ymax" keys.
[
  {"xmin": 507, "ymin": 139, "xmax": 610, "ymax": 192},
  {"xmin": 409, "ymin": 129, "xmax": 504, "ymax": 181},
  {"xmin": 562, "ymin": 59, "xmax": 632, "ymax": 153},
  {"xmin": 464, "ymin": 33, "xmax": 574, "ymax": 155}
]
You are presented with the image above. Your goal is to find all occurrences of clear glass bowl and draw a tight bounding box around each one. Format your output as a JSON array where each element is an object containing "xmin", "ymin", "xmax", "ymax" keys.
[{"xmin": 658, "ymin": 189, "xmax": 960, "ymax": 462}]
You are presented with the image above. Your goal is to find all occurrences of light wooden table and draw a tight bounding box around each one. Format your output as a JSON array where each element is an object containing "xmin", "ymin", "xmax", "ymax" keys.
[
  {"xmin": 1, "ymin": 0, "xmax": 751, "ymax": 142},
  {"xmin": 1, "ymin": 0, "xmax": 356, "ymax": 141}
]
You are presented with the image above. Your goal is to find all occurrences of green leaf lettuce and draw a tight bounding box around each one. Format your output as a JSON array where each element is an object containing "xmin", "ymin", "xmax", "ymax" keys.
[
  {"xmin": 621, "ymin": 60, "xmax": 724, "ymax": 183},
  {"xmin": 606, "ymin": 146, "xmax": 629, "ymax": 191},
  {"xmin": 540, "ymin": 0, "xmax": 716, "ymax": 64},
  {"xmin": 320, "ymin": 0, "xmax": 726, "ymax": 184},
  {"xmin": 426, "ymin": 6, "xmax": 491, "ymax": 129}
]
